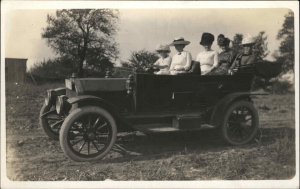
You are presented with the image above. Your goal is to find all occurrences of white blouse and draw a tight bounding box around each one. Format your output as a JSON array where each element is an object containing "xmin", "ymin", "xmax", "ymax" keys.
[
  {"xmin": 196, "ymin": 50, "xmax": 219, "ymax": 74},
  {"xmin": 169, "ymin": 51, "xmax": 192, "ymax": 75},
  {"xmin": 153, "ymin": 57, "xmax": 172, "ymax": 71}
]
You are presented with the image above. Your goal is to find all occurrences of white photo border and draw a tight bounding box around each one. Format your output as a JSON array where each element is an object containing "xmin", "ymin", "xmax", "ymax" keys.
[{"xmin": 1, "ymin": 1, "xmax": 299, "ymax": 189}]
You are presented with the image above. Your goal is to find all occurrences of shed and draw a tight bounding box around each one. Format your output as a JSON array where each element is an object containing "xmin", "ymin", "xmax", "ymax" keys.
[{"xmin": 5, "ymin": 58, "xmax": 27, "ymax": 83}]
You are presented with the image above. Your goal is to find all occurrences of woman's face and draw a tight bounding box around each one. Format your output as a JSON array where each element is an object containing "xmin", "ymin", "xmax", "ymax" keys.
[
  {"xmin": 243, "ymin": 45, "xmax": 252, "ymax": 55},
  {"xmin": 174, "ymin": 44, "xmax": 185, "ymax": 52},
  {"xmin": 203, "ymin": 44, "xmax": 212, "ymax": 51},
  {"xmin": 219, "ymin": 45, "xmax": 229, "ymax": 52},
  {"xmin": 158, "ymin": 51, "xmax": 168, "ymax": 58}
]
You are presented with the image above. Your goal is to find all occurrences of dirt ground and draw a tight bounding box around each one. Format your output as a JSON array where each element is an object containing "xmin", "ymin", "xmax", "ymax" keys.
[{"xmin": 5, "ymin": 82, "xmax": 296, "ymax": 181}]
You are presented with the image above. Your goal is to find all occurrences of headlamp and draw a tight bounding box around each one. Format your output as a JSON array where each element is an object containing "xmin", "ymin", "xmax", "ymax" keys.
[
  {"xmin": 45, "ymin": 90, "xmax": 55, "ymax": 106},
  {"xmin": 55, "ymin": 95, "xmax": 68, "ymax": 115}
]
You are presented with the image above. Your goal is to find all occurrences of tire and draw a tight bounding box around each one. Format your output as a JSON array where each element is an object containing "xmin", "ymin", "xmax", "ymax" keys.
[
  {"xmin": 59, "ymin": 106, "xmax": 117, "ymax": 162},
  {"xmin": 221, "ymin": 100, "xmax": 259, "ymax": 145},
  {"xmin": 39, "ymin": 104, "xmax": 63, "ymax": 140}
]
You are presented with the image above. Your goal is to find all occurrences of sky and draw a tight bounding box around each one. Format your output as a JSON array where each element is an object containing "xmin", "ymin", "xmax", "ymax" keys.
[{"xmin": 4, "ymin": 8, "xmax": 290, "ymax": 70}]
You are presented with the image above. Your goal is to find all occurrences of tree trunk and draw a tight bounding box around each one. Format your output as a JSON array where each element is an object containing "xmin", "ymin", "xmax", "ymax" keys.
[
  {"xmin": 77, "ymin": 58, "xmax": 84, "ymax": 77},
  {"xmin": 77, "ymin": 38, "xmax": 88, "ymax": 77}
]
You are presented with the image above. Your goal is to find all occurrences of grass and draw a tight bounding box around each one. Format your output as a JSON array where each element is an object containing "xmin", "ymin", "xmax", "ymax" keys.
[{"xmin": 5, "ymin": 82, "xmax": 296, "ymax": 181}]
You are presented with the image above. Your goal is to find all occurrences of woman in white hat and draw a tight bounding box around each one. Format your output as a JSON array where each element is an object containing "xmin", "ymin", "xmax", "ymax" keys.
[
  {"xmin": 153, "ymin": 44, "xmax": 172, "ymax": 75},
  {"xmin": 229, "ymin": 34, "xmax": 257, "ymax": 74},
  {"xmin": 169, "ymin": 37, "xmax": 192, "ymax": 75}
]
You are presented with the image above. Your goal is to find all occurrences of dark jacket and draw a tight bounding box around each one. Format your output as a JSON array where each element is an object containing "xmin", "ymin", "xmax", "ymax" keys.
[{"xmin": 230, "ymin": 53, "xmax": 258, "ymax": 70}]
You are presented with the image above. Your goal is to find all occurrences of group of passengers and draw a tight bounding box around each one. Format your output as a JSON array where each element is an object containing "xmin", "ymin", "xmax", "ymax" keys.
[{"xmin": 152, "ymin": 32, "xmax": 258, "ymax": 75}]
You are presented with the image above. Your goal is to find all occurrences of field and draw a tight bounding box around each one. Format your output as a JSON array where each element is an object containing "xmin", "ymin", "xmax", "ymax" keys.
[{"xmin": 5, "ymin": 82, "xmax": 296, "ymax": 181}]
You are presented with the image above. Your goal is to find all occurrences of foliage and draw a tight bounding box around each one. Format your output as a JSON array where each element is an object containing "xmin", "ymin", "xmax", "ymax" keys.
[
  {"xmin": 269, "ymin": 80, "xmax": 293, "ymax": 94},
  {"xmin": 126, "ymin": 50, "xmax": 159, "ymax": 71},
  {"xmin": 253, "ymin": 31, "xmax": 269, "ymax": 59},
  {"xmin": 275, "ymin": 11, "xmax": 294, "ymax": 73},
  {"xmin": 42, "ymin": 9, "xmax": 119, "ymax": 76},
  {"xmin": 29, "ymin": 57, "xmax": 74, "ymax": 82},
  {"xmin": 232, "ymin": 33, "xmax": 243, "ymax": 55}
]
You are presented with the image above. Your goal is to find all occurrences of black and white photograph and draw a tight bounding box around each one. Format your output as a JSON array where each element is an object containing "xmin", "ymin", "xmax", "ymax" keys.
[{"xmin": 1, "ymin": 1, "xmax": 299, "ymax": 188}]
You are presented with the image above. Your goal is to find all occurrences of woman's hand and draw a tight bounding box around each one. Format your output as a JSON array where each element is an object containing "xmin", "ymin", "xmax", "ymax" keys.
[{"xmin": 174, "ymin": 65, "xmax": 184, "ymax": 71}]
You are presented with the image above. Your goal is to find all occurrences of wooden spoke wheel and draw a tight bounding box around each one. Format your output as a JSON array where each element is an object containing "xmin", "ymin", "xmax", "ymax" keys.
[
  {"xmin": 221, "ymin": 100, "xmax": 259, "ymax": 145},
  {"xmin": 39, "ymin": 104, "xmax": 64, "ymax": 140},
  {"xmin": 59, "ymin": 106, "xmax": 117, "ymax": 162}
]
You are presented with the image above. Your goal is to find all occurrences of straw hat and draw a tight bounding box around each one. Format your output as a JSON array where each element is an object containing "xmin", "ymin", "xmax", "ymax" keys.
[
  {"xmin": 170, "ymin": 37, "xmax": 190, "ymax": 46},
  {"xmin": 155, "ymin": 44, "xmax": 171, "ymax": 52},
  {"xmin": 200, "ymin": 32, "xmax": 215, "ymax": 46},
  {"xmin": 242, "ymin": 34, "xmax": 256, "ymax": 45}
]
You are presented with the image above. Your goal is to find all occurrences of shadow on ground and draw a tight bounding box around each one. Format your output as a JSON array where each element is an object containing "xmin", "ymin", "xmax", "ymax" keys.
[{"xmin": 98, "ymin": 127, "xmax": 295, "ymax": 164}]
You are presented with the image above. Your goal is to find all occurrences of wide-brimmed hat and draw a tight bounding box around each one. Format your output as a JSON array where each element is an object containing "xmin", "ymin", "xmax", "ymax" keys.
[
  {"xmin": 155, "ymin": 44, "xmax": 171, "ymax": 52},
  {"xmin": 242, "ymin": 34, "xmax": 256, "ymax": 46},
  {"xmin": 170, "ymin": 37, "xmax": 190, "ymax": 46},
  {"xmin": 217, "ymin": 34, "xmax": 230, "ymax": 47},
  {"xmin": 200, "ymin": 32, "xmax": 215, "ymax": 46}
]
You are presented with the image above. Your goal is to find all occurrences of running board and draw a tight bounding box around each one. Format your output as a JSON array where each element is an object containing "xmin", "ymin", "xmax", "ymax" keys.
[{"xmin": 132, "ymin": 123, "xmax": 216, "ymax": 133}]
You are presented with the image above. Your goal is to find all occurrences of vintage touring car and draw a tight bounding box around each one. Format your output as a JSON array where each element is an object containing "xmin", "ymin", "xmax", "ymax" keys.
[{"xmin": 39, "ymin": 62, "xmax": 280, "ymax": 162}]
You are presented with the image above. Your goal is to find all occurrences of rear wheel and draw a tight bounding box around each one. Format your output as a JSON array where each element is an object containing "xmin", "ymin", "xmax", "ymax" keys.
[
  {"xmin": 39, "ymin": 104, "xmax": 63, "ymax": 140},
  {"xmin": 221, "ymin": 100, "xmax": 259, "ymax": 145},
  {"xmin": 59, "ymin": 106, "xmax": 117, "ymax": 162}
]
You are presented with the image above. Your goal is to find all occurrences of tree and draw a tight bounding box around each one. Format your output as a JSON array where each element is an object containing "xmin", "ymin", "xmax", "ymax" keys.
[
  {"xmin": 232, "ymin": 33, "xmax": 243, "ymax": 55},
  {"xmin": 42, "ymin": 9, "xmax": 119, "ymax": 76},
  {"xmin": 126, "ymin": 50, "xmax": 159, "ymax": 71},
  {"xmin": 253, "ymin": 31, "xmax": 269, "ymax": 59},
  {"xmin": 275, "ymin": 11, "xmax": 294, "ymax": 72}
]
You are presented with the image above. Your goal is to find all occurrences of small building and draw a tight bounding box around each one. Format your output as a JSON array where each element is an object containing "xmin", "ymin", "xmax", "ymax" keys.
[{"xmin": 5, "ymin": 58, "xmax": 27, "ymax": 83}]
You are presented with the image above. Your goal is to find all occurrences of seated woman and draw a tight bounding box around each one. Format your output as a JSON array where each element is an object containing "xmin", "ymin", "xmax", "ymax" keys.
[
  {"xmin": 169, "ymin": 37, "xmax": 192, "ymax": 75},
  {"xmin": 153, "ymin": 44, "xmax": 172, "ymax": 75},
  {"xmin": 213, "ymin": 34, "xmax": 235, "ymax": 75},
  {"xmin": 196, "ymin": 33, "xmax": 219, "ymax": 75}
]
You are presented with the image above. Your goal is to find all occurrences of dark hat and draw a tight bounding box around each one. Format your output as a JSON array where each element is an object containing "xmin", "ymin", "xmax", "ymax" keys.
[
  {"xmin": 217, "ymin": 34, "xmax": 230, "ymax": 47},
  {"xmin": 200, "ymin": 32, "xmax": 215, "ymax": 46}
]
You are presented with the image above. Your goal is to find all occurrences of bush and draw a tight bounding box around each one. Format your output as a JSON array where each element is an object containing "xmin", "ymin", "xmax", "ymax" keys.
[
  {"xmin": 29, "ymin": 57, "xmax": 113, "ymax": 83},
  {"xmin": 29, "ymin": 58, "xmax": 74, "ymax": 82},
  {"xmin": 270, "ymin": 80, "xmax": 293, "ymax": 94},
  {"xmin": 127, "ymin": 50, "xmax": 159, "ymax": 71}
]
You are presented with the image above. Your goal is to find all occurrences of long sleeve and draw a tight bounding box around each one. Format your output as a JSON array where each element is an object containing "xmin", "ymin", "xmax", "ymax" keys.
[
  {"xmin": 153, "ymin": 58, "xmax": 160, "ymax": 66},
  {"xmin": 229, "ymin": 60, "xmax": 237, "ymax": 70},
  {"xmin": 195, "ymin": 53, "xmax": 200, "ymax": 63},
  {"xmin": 184, "ymin": 52, "xmax": 192, "ymax": 70},
  {"xmin": 165, "ymin": 57, "xmax": 172, "ymax": 68},
  {"xmin": 213, "ymin": 51, "xmax": 219, "ymax": 67}
]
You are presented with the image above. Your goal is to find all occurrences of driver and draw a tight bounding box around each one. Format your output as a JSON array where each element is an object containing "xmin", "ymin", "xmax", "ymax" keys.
[
  {"xmin": 169, "ymin": 37, "xmax": 192, "ymax": 75},
  {"xmin": 229, "ymin": 34, "xmax": 258, "ymax": 74}
]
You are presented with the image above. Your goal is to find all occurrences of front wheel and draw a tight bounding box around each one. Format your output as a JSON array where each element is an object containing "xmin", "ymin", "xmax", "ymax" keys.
[
  {"xmin": 39, "ymin": 104, "xmax": 63, "ymax": 140},
  {"xmin": 59, "ymin": 106, "xmax": 117, "ymax": 162},
  {"xmin": 221, "ymin": 100, "xmax": 259, "ymax": 145}
]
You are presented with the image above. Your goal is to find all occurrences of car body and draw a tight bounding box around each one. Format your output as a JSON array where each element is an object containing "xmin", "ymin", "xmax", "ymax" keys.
[{"xmin": 40, "ymin": 65, "xmax": 268, "ymax": 162}]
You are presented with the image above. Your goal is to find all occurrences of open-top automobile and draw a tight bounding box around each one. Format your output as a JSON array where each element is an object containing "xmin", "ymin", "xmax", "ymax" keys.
[{"xmin": 39, "ymin": 62, "xmax": 280, "ymax": 162}]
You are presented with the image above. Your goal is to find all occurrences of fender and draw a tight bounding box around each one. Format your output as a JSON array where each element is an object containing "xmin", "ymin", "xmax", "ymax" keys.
[
  {"xmin": 66, "ymin": 95, "xmax": 133, "ymax": 132},
  {"xmin": 67, "ymin": 95, "xmax": 119, "ymax": 115},
  {"xmin": 210, "ymin": 92, "xmax": 268, "ymax": 127}
]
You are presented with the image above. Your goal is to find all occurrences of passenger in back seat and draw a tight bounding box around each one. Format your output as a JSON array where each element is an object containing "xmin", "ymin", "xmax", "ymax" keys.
[
  {"xmin": 169, "ymin": 37, "xmax": 193, "ymax": 75},
  {"xmin": 153, "ymin": 44, "xmax": 172, "ymax": 75},
  {"xmin": 196, "ymin": 32, "xmax": 219, "ymax": 75}
]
